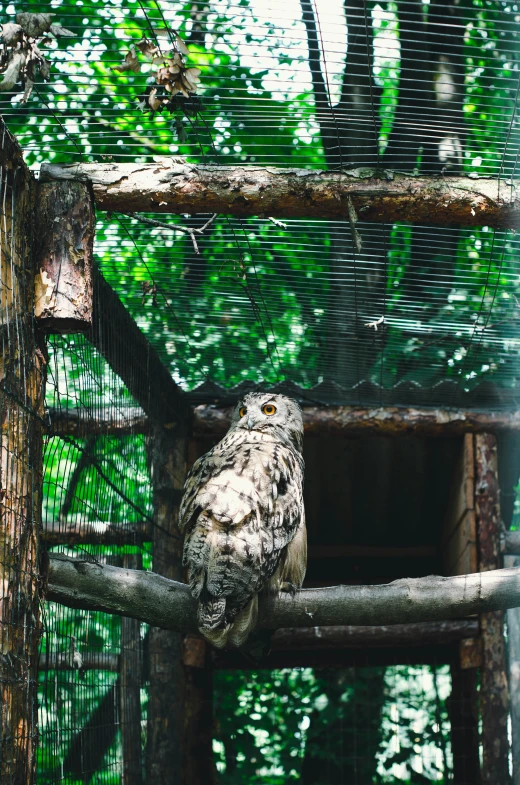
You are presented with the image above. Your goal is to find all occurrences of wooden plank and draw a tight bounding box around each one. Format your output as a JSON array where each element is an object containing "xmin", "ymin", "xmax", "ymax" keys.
[
  {"xmin": 182, "ymin": 638, "xmax": 216, "ymax": 785},
  {"xmin": 448, "ymin": 666, "xmax": 481, "ymax": 785},
  {"xmin": 476, "ymin": 433, "xmax": 511, "ymax": 785},
  {"xmin": 34, "ymin": 180, "xmax": 94, "ymax": 333},
  {"xmin": 441, "ymin": 434, "xmax": 477, "ymax": 576}
]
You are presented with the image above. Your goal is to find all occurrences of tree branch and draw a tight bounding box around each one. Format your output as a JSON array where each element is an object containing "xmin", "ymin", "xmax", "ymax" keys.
[
  {"xmin": 47, "ymin": 554, "xmax": 520, "ymax": 632},
  {"xmin": 39, "ymin": 162, "xmax": 520, "ymax": 229}
]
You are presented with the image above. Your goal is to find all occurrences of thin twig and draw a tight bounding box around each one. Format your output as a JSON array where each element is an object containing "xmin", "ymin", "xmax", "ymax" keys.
[
  {"xmin": 125, "ymin": 212, "xmax": 218, "ymax": 254},
  {"xmin": 346, "ymin": 195, "xmax": 363, "ymax": 254},
  {"xmin": 268, "ymin": 216, "xmax": 287, "ymax": 229}
]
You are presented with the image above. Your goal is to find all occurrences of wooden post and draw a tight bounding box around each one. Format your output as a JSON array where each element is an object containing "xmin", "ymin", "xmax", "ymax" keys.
[
  {"xmin": 183, "ymin": 637, "xmax": 216, "ymax": 785},
  {"xmin": 475, "ymin": 433, "xmax": 511, "ymax": 784},
  {"xmin": 120, "ymin": 553, "xmax": 144, "ymax": 785},
  {"xmin": 506, "ymin": 554, "xmax": 520, "ymax": 785},
  {"xmin": 146, "ymin": 424, "xmax": 187, "ymax": 784},
  {"xmin": 34, "ymin": 180, "xmax": 94, "ymax": 333},
  {"xmin": 0, "ymin": 124, "xmax": 45, "ymax": 783}
]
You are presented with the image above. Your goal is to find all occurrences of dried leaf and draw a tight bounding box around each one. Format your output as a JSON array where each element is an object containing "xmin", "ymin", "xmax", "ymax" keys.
[
  {"xmin": 1, "ymin": 23, "xmax": 23, "ymax": 46},
  {"xmin": 21, "ymin": 77, "xmax": 34, "ymax": 103},
  {"xmin": 175, "ymin": 34, "xmax": 189, "ymax": 56},
  {"xmin": 50, "ymin": 23, "xmax": 75, "ymax": 37},
  {"xmin": 136, "ymin": 36, "xmax": 159, "ymax": 59},
  {"xmin": 16, "ymin": 12, "xmax": 54, "ymax": 37},
  {"xmin": 181, "ymin": 66, "xmax": 201, "ymax": 91},
  {"xmin": 38, "ymin": 54, "xmax": 51, "ymax": 81},
  {"xmin": 148, "ymin": 87, "xmax": 162, "ymax": 111},
  {"xmin": 0, "ymin": 50, "xmax": 25, "ymax": 90},
  {"xmin": 112, "ymin": 46, "xmax": 140, "ymax": 74}
]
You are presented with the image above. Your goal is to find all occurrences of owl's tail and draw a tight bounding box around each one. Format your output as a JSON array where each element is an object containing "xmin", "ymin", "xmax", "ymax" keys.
[{"xmin": 198, "ymin": 595, "xmax": 258, "ymax": 649}]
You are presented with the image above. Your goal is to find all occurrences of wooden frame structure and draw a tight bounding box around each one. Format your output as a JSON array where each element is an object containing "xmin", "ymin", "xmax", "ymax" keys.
[{"xmin": 1, "ymin": 112, "xmax": 518, "ymax": 785}]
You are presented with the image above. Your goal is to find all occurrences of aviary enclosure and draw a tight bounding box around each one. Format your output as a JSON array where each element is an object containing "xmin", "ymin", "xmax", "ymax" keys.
[{"xmin": 0, "ymin": 0, "xmax": 519, "ymax": 783}]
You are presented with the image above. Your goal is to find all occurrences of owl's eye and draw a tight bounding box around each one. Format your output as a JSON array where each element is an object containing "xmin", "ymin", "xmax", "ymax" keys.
[
  {"xmin": 239, "ymin": 406, "xmax": 247, "ymax": 418},
  {"xmin": 262, "ymin": 404, "xmax": 277, "ymax": 416}
]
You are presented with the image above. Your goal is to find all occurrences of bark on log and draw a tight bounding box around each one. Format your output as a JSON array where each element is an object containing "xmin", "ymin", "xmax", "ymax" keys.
[
  {"xmin": 193, "ymin": 404, "xmax": 520, "ymax": 438},
  {"xmin": 46, "ymin": 404, "xmax": 520, "ymax": 439},
  {"xmin": 47, "ymin": 406, "xmax": 148, "ymax": 436},
  {"xmin": 0, "ymin": 120, "xmax": 44, "ymax": 785},
  {"xmin": 146, "ymin": 426, "xmax": 187, "ymax": 785},
  {"xmin": 39, "ymin": 162, "xmax": 520, "ymax": 229},
  {"xmin": 34, "ymin": 180, "xmax": 94, "ymax": 333},
  {"xmin": 42, "ymin": 519, "xmax": 152, "ymax": 546},
  {"xmin": 47, "ymin": 554, "xmax": 520, "ymax": 632},
  {"xmin": 88, "ymin": 268, "xmax": 191, "ymax": 427},
  {"xmin": 476, "ymin": 433, "xmax": 511, "ymax": 785}
]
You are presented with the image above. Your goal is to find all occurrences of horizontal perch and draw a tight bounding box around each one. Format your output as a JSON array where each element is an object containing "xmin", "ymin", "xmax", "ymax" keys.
[
  {"xmin": 47, "ymin": 554, "xmax": 520, "ymax": 632},
  {"xmin": 42, "ymin": 520, "xmax": 152, "ymax": 546},
  {"xmin": 47, "ymin": 404, "xmax": 520, "ymax": 439},
  {"xmin": 38, "ymin": 620, "xmax": 478, "ymax": 671},
  {"xmin": 39, "ymin": 161, "xmax": 519, "ymax": 229}
]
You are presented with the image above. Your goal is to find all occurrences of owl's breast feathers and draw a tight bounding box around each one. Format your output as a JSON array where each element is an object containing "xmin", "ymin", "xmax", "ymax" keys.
[{"xmin": 179, "ymin": 429, "xmax": 305, "ymax": 646}]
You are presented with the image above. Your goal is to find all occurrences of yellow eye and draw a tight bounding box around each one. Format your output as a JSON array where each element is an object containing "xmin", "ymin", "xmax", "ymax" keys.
[
  {"xmin": 239, "ymin": 406, "xmax": 247, "ymax": 418},
  {"xmin": 262, "ymin": 404, "xmax": 276, "ymax": 416}
]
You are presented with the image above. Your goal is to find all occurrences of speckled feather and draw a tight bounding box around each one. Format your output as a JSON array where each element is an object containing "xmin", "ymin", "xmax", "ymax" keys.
[{"xmin": 179, "ymin": 393, "xmax": 306, "ymax": 648}]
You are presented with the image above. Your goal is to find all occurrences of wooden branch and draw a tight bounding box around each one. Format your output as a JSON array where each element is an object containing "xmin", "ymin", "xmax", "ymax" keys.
[
  {"xmin": 506, "ymin": 531, "xmax": 520, "ymax": 555},
  {"xmin": 47, "ymin": 554, "xmax": 520, "ymax": 633},
  {"xmin": 34, "ymin": 180, "xmax": 94, "ymax": 333},
  {"xmin": 193, "ymin": 404, "xmax": 520, "ymax": 438},
  {"xmin": 42, "ymin": 519, "xmax": 152, "ymax": 546},
  {"xmin": 88, "ymin": 268, "xmax": 191, "ymax": 427},
  {"xmin": 39, "ymin": 162, "xmax": 519, "ymax": 229},
  {"xmin": 47, "ymin": 406, "xmax": 149, "ymax": 436}
]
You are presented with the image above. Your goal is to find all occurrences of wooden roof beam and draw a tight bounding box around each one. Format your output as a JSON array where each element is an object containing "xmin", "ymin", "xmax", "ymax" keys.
[
  {"xmin": 47, "ymin": 403, "xmax": 520, "ymax": 438},
  {"xmin": 40, "ymin": 161, "xmax": 519, "ymax": 230}
]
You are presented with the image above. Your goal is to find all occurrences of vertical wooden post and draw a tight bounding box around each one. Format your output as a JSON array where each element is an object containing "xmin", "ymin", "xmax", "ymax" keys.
[
  {"xmin": 506, "ymin": 554, "xmax": 520, "ymax": 785},
  {"xmin": 0, "ymin": 126, "xmax": 45, "ymax": 784},
  {"xmin": 448, "ymin": 666, "xmax": 481, "ymax": 785},
  {"xmin": 475, "ymin": 433, "xmax": 511, "ymax": 785},
  {"xmin": 183, "ymin": 636, "xmax": 216, "ymax": 785},
  {"xmin": 120, "ymin": 553, "xmax": 143, "ymax": 785},
  {"xmin": 146, "ymin": 424, "xmax": 187, "ymax": 784}
]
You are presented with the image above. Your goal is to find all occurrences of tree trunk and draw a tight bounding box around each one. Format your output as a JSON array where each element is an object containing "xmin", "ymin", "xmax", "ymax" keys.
[
  {"xmin": 146, "ymin": 425, "xmax": 187, "ymax": 785},
  {"xmin": 0, "ymin": 123, "xmax": 45, "ymax": 785}
]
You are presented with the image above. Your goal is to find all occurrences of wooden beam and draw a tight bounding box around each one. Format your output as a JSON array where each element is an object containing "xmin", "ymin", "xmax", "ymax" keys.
[
  {"xmin": 476, "ymin": 433, "xmax": 511, "ymax": 785},
  {"xmin": 441, "ymin": 434, "xmax": 477, "ymax": 576},
  {"xmin": 34, "ymin": 180, "xmax": 94, "ymax": 333},
  {"xmin": 120, "ymin": 553, "xmax": 144, "ymax": 785},
  {"xmin": 88, "ymin": 268, "xmax": 191, "ymax": 427},
  {"xmin": 42, "ymin": 519, "xmax": 152, "ymax": 546},
  {"xmin": 0, "ymin": 118, "xmax": 44, "ymax": 785},
  {"xmin": 505, "ymin": 555, "xmax": 520, "ymax": 785},
  {"xmin": 46, "ymin": 404, "xmax": 520, "ymax": 439},
  {"xmin": 39, "ymin": 162, "xmax": 519, "ymax": 229},
  {"xmin": 47, "ymin": 406, "xmax": 148, "ymax": 436},
  {"xmin": 269, "ymin": 619, "xmax": 479, "ymax": 649},
  {"xmin": 46, "ymin": 554, "xmax": 520, "ymax": 632},
  {"xmin": 146, "ymin": 425, "xmax": 187, "ymax": 784},
  {"xmin": 193, "ymin": 404, "xmax": 520, "ymax": 438}
]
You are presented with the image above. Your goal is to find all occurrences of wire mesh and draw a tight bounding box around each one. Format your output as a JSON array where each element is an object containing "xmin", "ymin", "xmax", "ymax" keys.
[{"xmin": 0, "ymin": 0, "xmax": 518, "ymax": 408}]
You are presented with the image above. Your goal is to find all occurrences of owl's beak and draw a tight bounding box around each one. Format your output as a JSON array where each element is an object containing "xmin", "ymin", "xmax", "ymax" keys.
[{"xmin": 246, "ymin": 416, "xmax": 256, "ymax": 430}]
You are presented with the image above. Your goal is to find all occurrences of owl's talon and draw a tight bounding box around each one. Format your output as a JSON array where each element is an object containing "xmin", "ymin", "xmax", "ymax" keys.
[{"xmin": 280, "ymin": 581, "xmax": 297, "ymax": 597}]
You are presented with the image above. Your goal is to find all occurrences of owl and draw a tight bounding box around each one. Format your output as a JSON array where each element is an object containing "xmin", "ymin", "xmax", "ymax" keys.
[{"xmin": 179, "ymin": 393, "xmax": 306, "ymax": 648}]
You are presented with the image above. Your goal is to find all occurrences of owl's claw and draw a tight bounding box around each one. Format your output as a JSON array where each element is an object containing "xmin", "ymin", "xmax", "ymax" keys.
[{"xmin": 280, "ymin": 581, "xmax": 298, "ymax": 597}]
